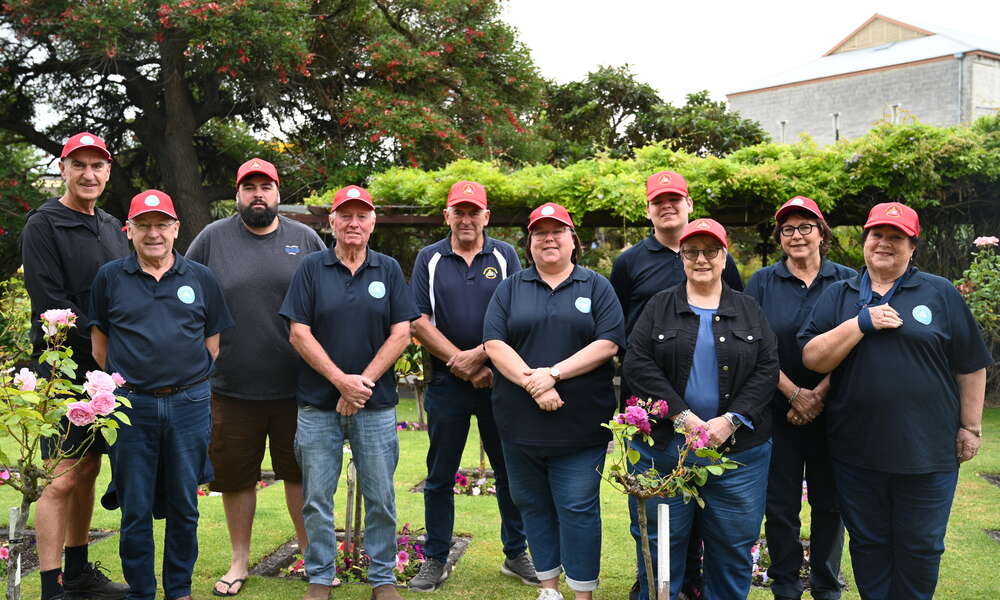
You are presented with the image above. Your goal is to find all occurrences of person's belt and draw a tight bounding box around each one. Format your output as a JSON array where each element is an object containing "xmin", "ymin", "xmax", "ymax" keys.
[{"xmin": 121, "ymin": 376, "xmax": 209, "ymax": 397}]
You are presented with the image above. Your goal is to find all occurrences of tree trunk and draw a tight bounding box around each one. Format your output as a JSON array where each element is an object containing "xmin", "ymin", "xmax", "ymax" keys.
[
  {"xmin": 343, "ymin": 461, "xmax": 356, "ymax": 563},
  {"xmin": 415, "ymin": 383, "xmax": 425, "ymax": 426},
  {"xmin": 351, "ymin": 481, "xmax": 363, "ymax": 565},
  {"xmin": 636, "ymin": 498, "xmax": 657, "ymax": 600}
]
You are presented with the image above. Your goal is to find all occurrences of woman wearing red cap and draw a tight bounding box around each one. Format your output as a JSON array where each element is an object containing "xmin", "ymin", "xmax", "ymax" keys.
[
  {"xmin": 746, "ymin": 197, "xmax": 856, "ymax": 600},
  {"xmin": 800, "ymin": 203, "xmax": 992, "ymax": 600},
  {"xmin": 624, "ymin": 218, "xmax": 778, "ymax": 600},
  {"xmin": 483, "ymin": 202, "xmax": 625, "ymax": 600}
]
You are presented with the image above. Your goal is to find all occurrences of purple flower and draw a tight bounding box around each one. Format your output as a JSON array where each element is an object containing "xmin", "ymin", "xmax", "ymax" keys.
[
  {"xmin": 625, "ymin": 396, "xmax": 639, "ymax": 407},
  {"xmin": 651, "ymin": 400, "xmax": 668, "ymax": 418},
  {"xmin": 686, "ymin": 426, "xmax": 710, "ymax": 450}
]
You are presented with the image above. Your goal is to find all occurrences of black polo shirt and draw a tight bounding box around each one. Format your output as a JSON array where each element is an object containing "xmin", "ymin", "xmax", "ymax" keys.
[
  {"xmin": 610, "ymin": 234, "xmax": 744, "ymax": 338},
  {"xmin": 411, "ymin": 234, "xmax": 521, "ymax": 374},
  {"xmin": 89, "ymin": 251, "xmax": 234, "ymax": 390},
  {"xmin": 483, "ymin": 265, "xmax": 625, "ymax": 447},
  {"xmin": 280, "ymin": 248, "xmax": 420, "ymax": 411},
  {"xmin": 746, "ymin": 258, "xmax": 856, "ymax": 412},
  {"xmin": 798, "ymin": 267, "xmax": 994, "ymax": 474}
]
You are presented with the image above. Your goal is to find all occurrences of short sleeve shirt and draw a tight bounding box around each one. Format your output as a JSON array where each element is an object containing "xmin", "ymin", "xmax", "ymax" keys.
[
  {"xmin": 411, "ymin": 234, "xmax": 521, "ymax": 373},
  {"xmin": 89, "ymin": 251, "xmax": 234, "ymax": 390},
  {"xmin": 746, "ymin": 258, "xmax": 856, "ymax": 408},
  {"xmin": 279, "ymin": 248, "xmax": 420, "ymax": 410},
  {"xmin": 798, "ymin": 268, "xmax": 994, "ymax": 473},
  {"xmin": 483, "ymin": 265, "xmax": 625, "ymax": 447}
]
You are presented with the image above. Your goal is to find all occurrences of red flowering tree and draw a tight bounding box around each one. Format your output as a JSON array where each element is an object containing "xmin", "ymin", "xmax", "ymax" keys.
[{"xmin": 0, "ymin": 0, "xmax": 547, "ymax": 250}]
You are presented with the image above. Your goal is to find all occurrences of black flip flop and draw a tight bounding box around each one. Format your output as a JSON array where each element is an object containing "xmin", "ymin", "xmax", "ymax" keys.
[{"xmin": 212, "ymin": 577, "xmax": 247, "ymax": 597}]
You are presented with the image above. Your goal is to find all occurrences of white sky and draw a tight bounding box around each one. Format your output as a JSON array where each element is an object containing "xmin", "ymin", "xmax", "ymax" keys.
[{"xmin": 501, "ymin": 1, "xmax": 1000, "ymax": 104}]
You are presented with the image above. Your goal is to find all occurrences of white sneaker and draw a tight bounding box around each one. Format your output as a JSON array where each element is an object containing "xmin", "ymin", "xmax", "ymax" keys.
[{"xmin": 536, "ymin": 588, "xmax": 564, "ymax": 600}]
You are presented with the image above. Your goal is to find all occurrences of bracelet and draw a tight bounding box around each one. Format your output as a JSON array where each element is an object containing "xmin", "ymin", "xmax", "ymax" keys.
[
  {"xmin": 673, "ymin": 409, "xmax": 692, "ymax": 429},
  {"xmin": 790, "ymin": 387, "xmax": 801, "ymax": 402},
  {"xmin": 961, "ymin": 425, "xmax": 983, "ymax": 438}
]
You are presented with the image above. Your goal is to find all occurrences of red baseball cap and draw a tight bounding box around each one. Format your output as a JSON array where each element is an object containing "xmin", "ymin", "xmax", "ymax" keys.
[
  {"xmin": 775, "ymin": 196, "xmax": 826, "ymax": 223},
  {"xmin": 447, "ymin": 180, "xmax": 488, "ymax": 209},
  {"xmin": 128, "ymin": 190, "xmax": 178, "ymax": 220},
  {"xmin": 679, "ymin": 218, "xmax": 728, "ymax": 249},
  {"xmin": 646, "ymin": 170, "xmax": 688, "ymax": 201},
  {"xmin": 528, "ymin": 202, "xmax": 575, "ymax": 230},
  {"xmin": 61, "ymin": 132, "xmax": 112, "ymax": 162},
  {"xmin": 864, "ymin": 202, "xmax": 920, "ymax": 237},
  {"xmin": 331, "ymin": 185, "xmax": 375, "ymax": 212},
  {"xmin": 236, "ymin": 157, "xmax": 280, "ymax": 187}
]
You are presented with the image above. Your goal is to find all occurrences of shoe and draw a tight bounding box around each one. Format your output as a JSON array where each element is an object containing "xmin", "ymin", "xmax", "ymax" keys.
[
  {"xmin": 212, "ymin": 577, "xmax": 247, "ymax": 597},
  {"xmin": 408, "ymin": 558, "xmax": 451, "ymax": 592},
  {"xmin": 302, "ymin": 583, "xmax": 333, "ymax": 600},
  {"xmin": 680, "ymin": 580, "xmax": 704, "ymax": 600},
  {"xmin": 61, "ymin": 562, "xmax": 130, "ymax": 600},
  {"xmin": 501, "ymin": 552, "xmax": 540, "ymax": 586},
  {"xmin": 629, "ymin": 577, "xmax": 640, "ymax": 600},
  {"xmin": 371, "ymin": 583, "xmax": 404, "ymax": 599},
  {"xmin": 536, "ymin": 588, "xmax": 564, "ymax": 600}
]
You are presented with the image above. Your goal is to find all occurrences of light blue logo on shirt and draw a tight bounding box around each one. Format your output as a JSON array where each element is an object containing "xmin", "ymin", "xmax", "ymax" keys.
[
  {"xmin": 177, "ymin": 285, "xmax": 196, "ymax": 304},
  {"xmin": 369, "ymin": 281, "xmax": 386, "ymax": 299},
  {"xmin": 912, "ymin": 304, "xmax": 932, "ymax": 325},
  {"xmin": 575, "ymin": 297, "xmax": 592, "ymax": 313},
  {"xmin": 284, "ymin": 245, "xmax": 300, "ymax": 255}
]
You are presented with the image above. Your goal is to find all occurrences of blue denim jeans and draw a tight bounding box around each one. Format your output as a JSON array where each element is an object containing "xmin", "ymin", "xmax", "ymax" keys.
[
  {"xmin": 831, "ymin": 460, "xmax": 958, "ymax": 600},
  {"xmin": 630, "ymin": 437, "xmax": 771, "ymax": 600},
  {"xmin": 108, "ymin": 381, "xmax": 212, "ymax": 600},
  {"xmin": 423, "ymin": 373, "xmax": 526, "ymax": 562},
  {"xmin": 295, "ymin": 405, "xmax": 399, "ymax": 588},
  {"xmin": 502, "ymin": 442, "xmax": 605, "ymax": 592}
]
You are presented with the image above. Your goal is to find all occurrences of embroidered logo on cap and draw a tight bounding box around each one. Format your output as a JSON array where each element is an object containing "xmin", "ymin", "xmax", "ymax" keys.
[
  {"xmin": 658, "ymin": 174, "xmax": 672, "ymax": 184},
  {"xmin": 144, "ymin": 194, "xmax": 160, "ymax": 207},
  {"xmin": 540, "ymin": 205, "xmax": 555, "ymax": 216},
  {"xmin": 912, "ymin": 304, "xmax": 932, "ymax": 325},
  {"xmin": 368, "ymin": 281, "xmax": 386, "ymax": 299},
  {"xmin": 575, "ymin": 297, "xmax": 592, "ymax": 313},
  {"xmin": 483, "ymin": 266, "xmax": 498, "ymax": 279},
  {"xmin": 80, "ymin": 135, "xmax": 95, "ymax": 145},
  {"xmin": 347, "ymin": 188, "xmax": 361, "ymax": 198},
  {"xmin": 177, "ymin": 285, "xmax": 196, "ymax": 304},
  {"xmin": 885, "ymin": 205, "xmax": 901, "ymax": 217},
  {"xmin": 791, "ymin": 198, "xmax": 804, "ymax": 206},
  {"xmin": 696, "ymin": 220, "xmax": 711, "ymax": 229},
  {"xmin": 463, "ymin": 183, "xmax": 475, "ymax": 195},
  {"xmin": 284, "ymin": 245, "xmax": 300, "ymax": 255},
  {"xmin": 251, "ymin": 161, "xmax": 261, "ymax": 168}
]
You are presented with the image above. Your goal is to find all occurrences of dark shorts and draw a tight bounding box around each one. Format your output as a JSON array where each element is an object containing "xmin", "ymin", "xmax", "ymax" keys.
[
  {"xmin": 208, "ymin": 392, "xmax": 302, "ymax": 492},
  {"xmin": 40, "ymin": 417, "xmax": 109, "ymax": 460}
]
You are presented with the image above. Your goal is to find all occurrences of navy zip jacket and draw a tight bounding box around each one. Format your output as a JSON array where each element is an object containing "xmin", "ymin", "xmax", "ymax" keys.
[{"xmin": 623, "ymin": 282, "xmax": 779, "ymax": 453}]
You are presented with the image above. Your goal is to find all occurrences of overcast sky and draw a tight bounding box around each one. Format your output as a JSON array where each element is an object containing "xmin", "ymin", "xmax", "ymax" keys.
[{"xmin": 501, "ymin": 1, "xmax": 1000, "ymax": 104}]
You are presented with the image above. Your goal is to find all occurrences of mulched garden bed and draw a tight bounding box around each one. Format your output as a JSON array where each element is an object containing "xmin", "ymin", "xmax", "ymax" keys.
[
  {"xmin": 986, "ymin": 530, "xmax": 1000, "ymax": 545},
  {"xmin": 0, "ymin": 529, "xmax": 117, "ymax": 575},
  {"xmin": 198, "ymin": 471, "xmax": 277, "ymax": 497},
  {"xmin": 978, "ymin": 473, "xmax": 1000, "ymax": 490},
  {"xmin": 409, "ymin": 468, "xmax": 496, "ymax": 495},
  {"xmin": 750, "ymin": 538, "xmax": 848, "ymax": 591}
]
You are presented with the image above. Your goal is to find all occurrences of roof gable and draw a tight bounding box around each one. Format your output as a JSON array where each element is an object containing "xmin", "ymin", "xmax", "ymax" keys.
[{"xmin": 826, "ymin": 14, "xmax": 933, "ymax": 56}]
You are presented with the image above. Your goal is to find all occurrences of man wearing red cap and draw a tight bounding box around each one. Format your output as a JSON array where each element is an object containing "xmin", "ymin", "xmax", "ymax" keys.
[
  {"xmin": 19, "ymin": 131, "xmax": 130, "ymax": 600},
  {"xmin": 187, "ymin": 158, "xmax": 325, "ymax": 597},
  {"xmin": 408, "ymin": 181, "xmax": 536, "ymax": 592},
  {"xmin": 90, "ymin": 190, "xmax": 234, "ymax": 600},
  {"xmin": 610, "ymin": 170, "xmax": 743, "ymax": 600},
  {"xmin": 280, "ymin": 186, "xmax": 418, "ymax": 600}
]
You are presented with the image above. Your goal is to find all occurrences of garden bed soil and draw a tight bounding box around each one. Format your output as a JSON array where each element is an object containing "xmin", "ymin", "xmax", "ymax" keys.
[
  {"xmin": 250, "ymin": 533, "xmax": 471, "ymax": 582},
  {"xmin": 750, "ymin": 538, "xmax": 848, "ymax": 591},
  {"xmin": 987, "ymin": 530, "xmax": 1000, "ymax": 545},
  {"xmin": 979, "ymin": 473, "xmax": 1000, "ymax": 489},
  {"xmin": 409, "ymin": 468, "xmax": 496, "ymax": 493},
  {"xmin": 0, "ymin": 529, "xmax": 117, "ymax": 575}
]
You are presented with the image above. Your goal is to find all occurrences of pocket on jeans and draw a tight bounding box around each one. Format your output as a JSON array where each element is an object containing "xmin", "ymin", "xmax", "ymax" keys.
[{"xmin": 183, "ymin": 383, "xmax": 211, "ymax": 403}]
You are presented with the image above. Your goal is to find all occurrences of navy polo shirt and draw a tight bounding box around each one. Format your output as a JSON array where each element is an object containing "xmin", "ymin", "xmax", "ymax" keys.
[
  {"xmin": 483, "ymin": 265, "xmax": 625, "ymax": 447},
  {"xmin": 279, "ymin": 248, "xmax": 420, "ymax": 411},
  {"xmin": 89, "ymin": 251, "xmax": 234, "ymax": 390},
  {"xmin": 798, "ymin": 267, "xmax": 994, "ymax": 474},
  {"xmin": 746, "ymin": 258, "xmax": 856, "ymax": 410},
  {"xmin": 411, "ymin": 234, "xmax": 521, "ymax": 373},
  {"xmin": 610, "ymin": 234, "xmax": 744, "ymax": 338}
]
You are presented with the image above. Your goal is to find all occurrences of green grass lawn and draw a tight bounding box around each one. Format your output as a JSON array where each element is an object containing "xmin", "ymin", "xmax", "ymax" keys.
[{"xmin": 2, "ymin": 404, "xmax": 998, "ymax": 599}]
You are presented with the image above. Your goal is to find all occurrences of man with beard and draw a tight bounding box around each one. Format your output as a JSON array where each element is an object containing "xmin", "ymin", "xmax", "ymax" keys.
[{"xmin": 187, "ymin": 158, "xmax": 325, "ymax": 597}]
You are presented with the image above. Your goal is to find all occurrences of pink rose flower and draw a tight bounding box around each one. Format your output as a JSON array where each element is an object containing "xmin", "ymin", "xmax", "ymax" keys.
[
  {"xmin": 625, "ymin": 396, "xmax": 639, "ymax": 407},
  {"xmin": 40, "ymin": 309, "xmax": 76, "ymax": 336},
  {"xmin": 89, "ymin": 392, "xmax": 117, "ymax": 416},
  {"xmin": 686, "ymin": 426, "xmax": 710, "ymax": 450},
  {"xmin": 66, "ymin": 401, "xmax": 96, "ymax": 426},
  {"xmin": 973, "ymin": 236, "xmax": 999, "ymax": 247},
  {"xmin": 651, "ymin": 400, "xmax": 668, "ymax": 419},
  {"xmin": 13, "ymin": 368, "xmax": 37, "ymax": 392},
  {"xmin": 0, "ymin": 546, "xmax": 9, "ymax": 560},
  {"xmin": 0, "ymin": 470, "xmax": 10, "ymax": 481},
  {"xmin": 395, "ymin": 550, "xmax": 409, "ymax": 571},
  {"xmin": 111, "ymin": 372, "xmax": 126, "ymax": 387},
  {"xmin": 84, "ymin": 371, "xmax": 118, "ymax": 397}
]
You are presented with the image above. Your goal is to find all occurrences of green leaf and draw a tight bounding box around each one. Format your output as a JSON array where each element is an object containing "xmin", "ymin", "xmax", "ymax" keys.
[
  {"xmin": 706, "ymin": 465, "xmax": 724, "ymax": 476},
  {"xmin": 627, "ymin": 448, "xmax": 640, "ymax": 465},
  {"xmin": 608, "ymin": 464, "xmax": 621, "ymax": 472},
  {"xmin": 117, "ymin": 397, "xmax": 132, "ymax": 408},
  {"xmin": 114, "ymin": 412, "xmax": 132, "ymax": 426},
  {"xmin": 101, "ymin": 427, "xmax": 118, "ymax": 447}
]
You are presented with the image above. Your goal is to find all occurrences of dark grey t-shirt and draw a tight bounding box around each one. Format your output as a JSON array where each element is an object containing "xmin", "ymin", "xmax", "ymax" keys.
[{"xmin": 187, "ymin": 214, "xmax": 326, "ymax": 400}]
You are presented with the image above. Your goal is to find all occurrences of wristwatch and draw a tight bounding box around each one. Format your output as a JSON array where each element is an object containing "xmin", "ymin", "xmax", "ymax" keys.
[
  {"xmin": 548, "ymin": 367, "xmax": 561, "ymax": 383},
  {"xmin": 961, "ymin": 425, "xmax": 983, "ymax": 438},
  {"xmin": 723, "ymin": 412, "xmax": 742, "ymax": 429}
]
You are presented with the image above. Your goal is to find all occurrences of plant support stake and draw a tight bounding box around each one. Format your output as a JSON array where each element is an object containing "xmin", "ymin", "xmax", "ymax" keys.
[{"xmin": 657, "ymin": 504, "xmax": 669, "ymax": 600}]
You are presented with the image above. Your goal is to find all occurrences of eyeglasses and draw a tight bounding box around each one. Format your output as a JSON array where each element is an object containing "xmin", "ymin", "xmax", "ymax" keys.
[
  {"xmin": 680, "ymin": 247, "xmax": 723, "ymax": 261},
  {"xmin": 129, "ymin": 221, "xmax": 176, "ymax": 232},
  {"xmin": 530, "ymin": 228, "xmax": 570, "ymax": 240},
  {"xmin": 780, "ymin": 224, "xmax": 817, "ymax": 237}
]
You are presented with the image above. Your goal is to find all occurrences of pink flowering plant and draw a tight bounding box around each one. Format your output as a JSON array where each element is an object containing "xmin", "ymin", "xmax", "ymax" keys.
[
  {"xmin": 602, "ymin": 396, "xmax": 739, "ymax": 600},
  {"xmin": 452, "ymin": 471, "xmax": 497, "ymax": 496},
  {"xmin": 954, "ymin": 235, "xmax": 1000, "ymax": 394},
  {"xmin": 0, "ymin": 310, "xmax": 131, "ymax": 537}
]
